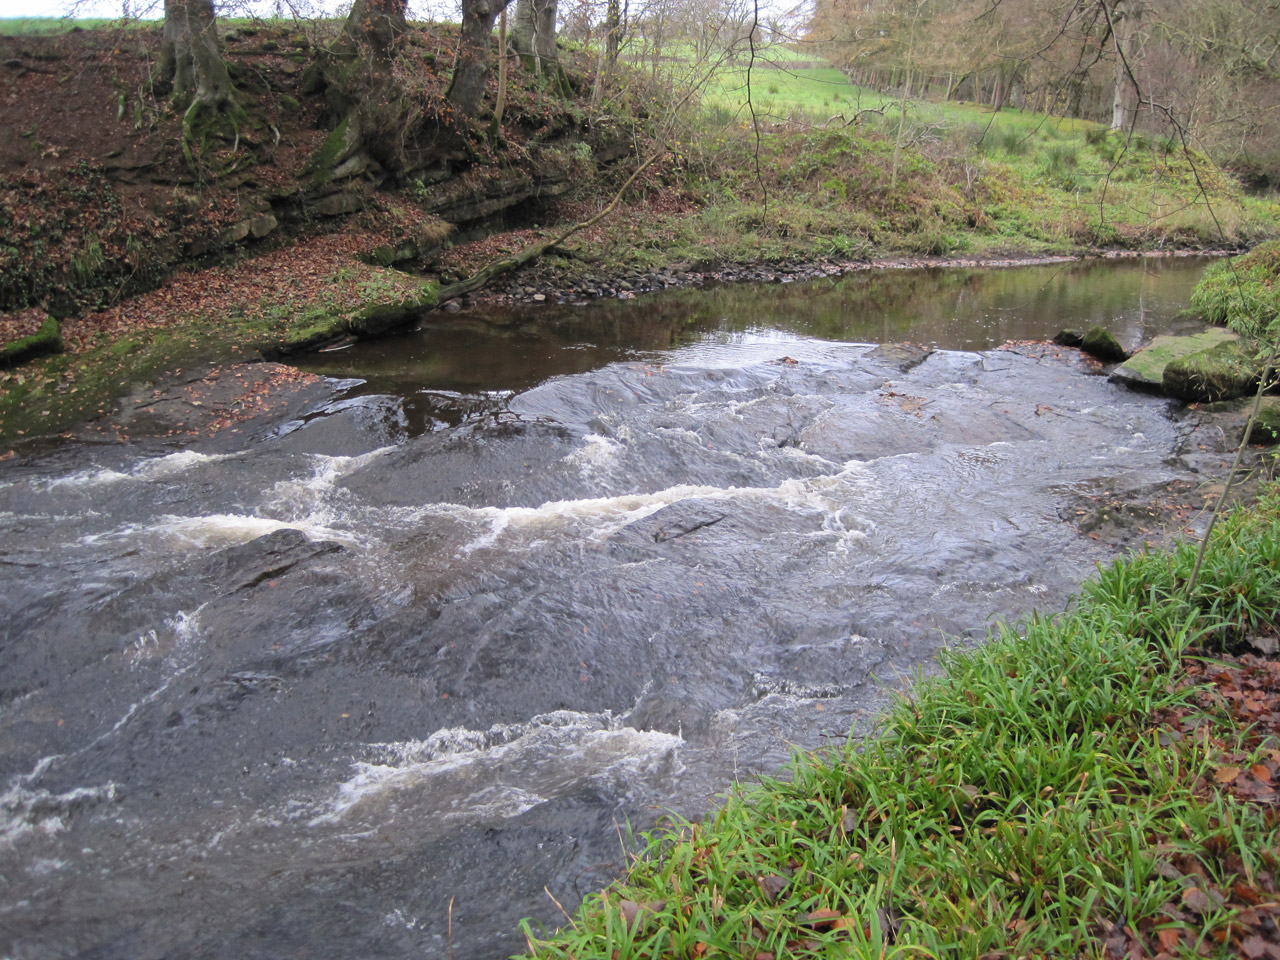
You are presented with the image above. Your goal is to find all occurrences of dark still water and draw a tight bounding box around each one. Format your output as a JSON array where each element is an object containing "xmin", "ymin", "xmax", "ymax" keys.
[{"xmin": 0, "ymin": 257, "xmax": 1224, "ymax": 959}]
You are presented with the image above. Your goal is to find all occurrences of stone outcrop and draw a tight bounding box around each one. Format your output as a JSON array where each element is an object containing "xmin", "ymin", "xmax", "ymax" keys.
[
  {"xmin": 1162, "ymin": 338, "xmax": 1265, "ymax": 403},
  {"xmin": 1109, "ymin": 328, "xmax": 1239, "ymax": 391},
  {"xmin": 0, "ymin": 316, "xmax": 61, "ymax": 367}
]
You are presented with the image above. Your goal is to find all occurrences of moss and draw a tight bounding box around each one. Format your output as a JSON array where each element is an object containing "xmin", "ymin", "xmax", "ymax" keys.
[
  {"xmin": 1163, "ymin": 338, "xmax": 1264, "ymax": 402},
  {"xmin": 1081, "ymin": 325, "xmax": 1128, "ymax": 363},
  {"xmin": 1111, "ymin": 329, "xmax": 1239, "ymax": 391},
  {"xmin": 0, "ymin": 316, "xmax": 62, "ymax": 367},
  {"xmin": 108, "ymin": 335, "xmax": 139, "ymax": 357},
  {"xmin": 1245, "ymin": 399, "xmax": 1280, "ymax": 445},
  {"xmin": 350, "ymin": 282, "xmax": 438, "ymax": 334},
  {"xmin": 304, "ymin": 114, "xmax": 358, "ymax": 187}
]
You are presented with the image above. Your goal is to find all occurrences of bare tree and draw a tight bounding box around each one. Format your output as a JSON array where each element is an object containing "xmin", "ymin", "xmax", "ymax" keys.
[
  {"xmin": 512, "ymin": 0, "xmax": 560, "ymax": 71},
  {"xmin": 448, "ymin": 0, "xmax": 518, "ymax": 115},
  {"xmin": 157, "ymin": 0, "xmax": 235, "ymax": 119}
]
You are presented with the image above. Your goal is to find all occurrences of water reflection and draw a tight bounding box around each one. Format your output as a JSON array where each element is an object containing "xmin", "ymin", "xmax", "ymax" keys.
[{"xmin": 297, "ymin": 257, "xmax": 1211, "ymax": 399}]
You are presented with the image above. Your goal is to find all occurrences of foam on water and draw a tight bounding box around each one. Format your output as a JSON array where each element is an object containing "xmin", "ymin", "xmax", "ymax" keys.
[
  {"xmin": 0, "ymin": 757, "xmax": 120, "ymax": 846},
  {"xmin": 311, "ymin": 710, "xmax": 684, "ymax": 828},
  {"xmin": 39, "ymin": 450, "xmax": 242, "ymax": 490},
  {"xmin": 438, "ymin": 461, "xmax": 882, "ymax": 554},
  {"xmin": 84, "ymin": 514, "xmax": 355, "ymax": 551},
  {"xmin": 563, "ymin": 433, "xmax": 623, "ymax": 477}
]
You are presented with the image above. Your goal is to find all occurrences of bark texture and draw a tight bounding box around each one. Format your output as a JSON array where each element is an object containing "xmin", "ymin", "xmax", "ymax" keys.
[
  {"xmin": 511, "ymin": 0, "xmax": 559, "ymax": 71},
  {"xmin": 158, "ymin": 0, "xmax": 233, "ymax": 111},
  {"xmin": 448, "ymin": 0, "xmax": 515, "ymax": 117},
  {"xmin": 605, "ymin": 0, "xmax": 623, "ymax": 68},
  {"xmin": 1108, "ymin": 0, "xmax": 1143, "ymax": 130},
  {"xmin": 339, "ymin": 0, "xmax": 407, "ymax": 62}
]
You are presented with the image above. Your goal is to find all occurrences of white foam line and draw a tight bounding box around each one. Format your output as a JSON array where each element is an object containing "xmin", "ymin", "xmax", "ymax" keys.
[
  {"xmin": 311, "ymin": 710, "xmax": 684, "ymax": 827},
  {"xmin": 82, "ymin": 514, "xmax": 356, "ymax": 550},
  {"xmin": 422, "ymin": 462, "xmax": 882, "ymax": 553},
  {"xmin": 40, "ymin": 450, "xmax": 245, "ymax": 491}
]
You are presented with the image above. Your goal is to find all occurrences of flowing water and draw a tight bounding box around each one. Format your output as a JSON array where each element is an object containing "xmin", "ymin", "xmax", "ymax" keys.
[{"xmin": 0, "ymin": 258, "xmax": 1228, "ymax": 959}]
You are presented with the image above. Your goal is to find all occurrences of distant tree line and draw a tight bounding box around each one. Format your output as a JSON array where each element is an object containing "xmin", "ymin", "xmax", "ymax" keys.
[{"xmin": 809, "ymin": 0, "xmax": 1280, "ymax": 182}]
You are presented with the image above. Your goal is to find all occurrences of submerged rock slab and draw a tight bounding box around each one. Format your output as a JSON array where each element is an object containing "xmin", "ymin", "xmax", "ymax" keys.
[{"xmin": 1109, "ymin": 328, "xmax": 1238, "ymax": 391}]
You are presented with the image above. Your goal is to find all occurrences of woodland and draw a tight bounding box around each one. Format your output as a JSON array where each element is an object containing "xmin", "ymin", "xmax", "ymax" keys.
[{"xmin": 1, "ymin": 3, "xmax": 1280, "ymax": 958}]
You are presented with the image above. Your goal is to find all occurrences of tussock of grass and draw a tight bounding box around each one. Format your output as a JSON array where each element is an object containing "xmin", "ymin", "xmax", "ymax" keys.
[
  {"xmin": 1190, "ymin": 240, "xmax": 1280, "ymax": 339},
  {"xmin": 520, "ymin": 487, "xmax": 1280, "ymax": 958}
]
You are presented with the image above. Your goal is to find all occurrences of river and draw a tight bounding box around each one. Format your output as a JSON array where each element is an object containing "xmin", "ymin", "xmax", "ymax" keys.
[{"xmin": 0, "ymin": 257, "xmax": 1237, "ymax": 959}]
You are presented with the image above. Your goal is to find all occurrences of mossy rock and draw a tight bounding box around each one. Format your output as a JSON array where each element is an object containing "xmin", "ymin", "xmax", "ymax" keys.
[
  {"xmin": 1080, "ymin": 325, "xmax": 1127, "ymax": 363},
  {"xmin": 1110, "ymin": 328, "xmax": 1239, "ymax": 391},
  {"xmin": 263, "ymin": 282, "xmax": 439, "ymax": 356},
  {"xmin": 0, "ymin": 317, "xmax": 62, "ymax": 367},
  {"xmin": 349, "ymin": 284, "xmax": 439, "ymax": 338},
  {"xmin": 269, "ymin": 312, "xmax": 348, "ymax": 357},
  {"xmin": 1162, "ymin": 338, "xmax": 1264, "ymax": 403}
]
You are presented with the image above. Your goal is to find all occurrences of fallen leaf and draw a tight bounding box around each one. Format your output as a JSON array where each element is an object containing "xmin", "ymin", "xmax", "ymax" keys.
[
  {"xmin": 1181, "ymin": 887, "xmax": 1211, "ymax": 914},
  {"xmin": 1156, "ymin": 926, "xmax": 1181, "ymax": 951},
  {"xmin": 757, "ymin": 874, "xmax": 789, "ymax": 903},
  {"xmin": 802, "ymin": 908, "xmax": 843, "ymax": 928}
]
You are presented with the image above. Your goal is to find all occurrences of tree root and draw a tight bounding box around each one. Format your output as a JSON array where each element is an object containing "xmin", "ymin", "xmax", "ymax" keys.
[{"xmin": 180, "ymin": 95, "xmax": 247, "ymax": 173}]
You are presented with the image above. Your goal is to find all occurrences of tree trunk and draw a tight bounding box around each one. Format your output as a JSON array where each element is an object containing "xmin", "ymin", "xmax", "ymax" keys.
[
  {"xmin": 339, "ymin": 0, "xmax": 407, "ymax": 62},
  {"xmin": 604, "ymin": 0, "xmax": 623, "ymax": 69},
  {"xmin": 448, "ymin": 0, "xmax": 514, "ymax": 117},
  {"xmin": 158, "ymin": 0, "xmax": 233, "ymax": 111},
  {"xmin": 1109, "ymin": 0, "xmax": 1142, "ymax": 130},
  {"xmin": 490, "ymin": 6, "xmax": 509, "ymax": 142},
  {"xmin": 511, "ymin": 0, "xmax": 558, "ymax": 68},
  {"xmin": 992, "ymin": 70, "xmax": 1009, "ymax": 112},
  {"xmin": 512, "ymin": 0, "xmax": 567, "ymax": 94}
]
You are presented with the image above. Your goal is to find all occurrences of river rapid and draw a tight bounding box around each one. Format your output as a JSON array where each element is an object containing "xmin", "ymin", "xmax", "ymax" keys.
[{"xmin": 0, "ymin": 258, "xmax": 1237, "ymax": 959}]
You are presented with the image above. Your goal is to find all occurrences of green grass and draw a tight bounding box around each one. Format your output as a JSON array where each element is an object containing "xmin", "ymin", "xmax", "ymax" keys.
[
  {"xmin": 602, "ymin": 46, "xmax": 1280, "ymax": 271},
  {"xmin": 519, "ymin": 486, "xmax": 1280, "ymax": 958},
  {"xmin": 0, "ymin": 17, "xmax": 135, "ymax": 34},
  {"xmin": 1190, "ymin": 240, "xmax": 1280, "ymax": 340}
]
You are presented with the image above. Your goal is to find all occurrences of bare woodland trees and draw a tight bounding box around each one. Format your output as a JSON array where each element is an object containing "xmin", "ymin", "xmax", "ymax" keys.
[{"xmin": 812, "ymin": 0, "xmax": 1279, "ymax": 177}]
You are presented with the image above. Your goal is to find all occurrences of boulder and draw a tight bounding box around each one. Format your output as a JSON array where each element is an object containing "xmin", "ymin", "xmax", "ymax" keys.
[
  {"xmin": 217, "ymin": 220, "xmax": 252, "ymax": 246},
  {"xmin": 1053, "ymin": 329, "xmax": 1084, "ymax": 347},
  {"xmin": 312, "ymin": 190, "xmax": 365, "ymax": 217},
  {"xmin": 1080, "ymin": 325, "xmax": 1128, "ymax": 363},
  {"xmin": 248, "ymin": 213, "xmax": 278, "ymax": 239},
  {"xmin": 1162, "ymin": 338, "xmax": 1263, "ymax": 403},
  {"xmin": 869, "ymin": 342, "xmax": 933, "ymax": 373},
  {"xmin": 1110, "ymin": 328, "xmax": 1239, "ymax": 391}
]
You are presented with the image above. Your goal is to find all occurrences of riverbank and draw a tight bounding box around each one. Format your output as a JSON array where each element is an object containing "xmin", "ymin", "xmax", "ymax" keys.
[
  {"xmin": 3, "ymin": 21, "xmax": 1279, "ymax": 444},
  {"xmin": 519, "ymin": 483, "xmax": 1280, "ymax": 959},
  {"xmin": 0, "ymin": 242, "xmax": 1243, "ymax": 447}
]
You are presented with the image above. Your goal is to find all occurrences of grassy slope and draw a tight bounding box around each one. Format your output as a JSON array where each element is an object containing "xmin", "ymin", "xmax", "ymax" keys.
[
  {"xmin": 520, "ymin": 477, "xmax": 1280, "ymax": 959},
  {"xmin": 560, "ymin": 49, "xmax": 1278, "ymax": 279}
]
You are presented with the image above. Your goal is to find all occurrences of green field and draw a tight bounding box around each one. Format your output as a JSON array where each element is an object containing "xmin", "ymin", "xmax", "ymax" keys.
[{"xmin": 0, "ymin": 16, "xmax": 125, "ymax": 33}]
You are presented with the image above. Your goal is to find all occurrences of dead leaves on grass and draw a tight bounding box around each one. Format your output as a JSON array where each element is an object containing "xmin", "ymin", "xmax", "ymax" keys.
[{"xmin": 1104, "ymin": 652, "xmax": 1280, "ymax": 959}]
